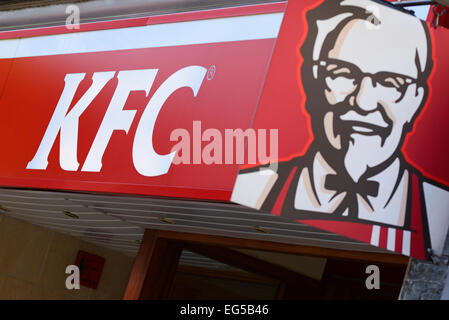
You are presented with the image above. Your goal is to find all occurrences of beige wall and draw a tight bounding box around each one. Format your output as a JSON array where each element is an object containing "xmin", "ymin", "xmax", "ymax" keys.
[{"xmin": 0, "ymin": 214, "xmax": 134, "ymax": 300}]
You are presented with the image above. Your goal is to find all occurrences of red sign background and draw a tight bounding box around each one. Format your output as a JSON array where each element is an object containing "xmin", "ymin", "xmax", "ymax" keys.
[{"xmin": 0, "ymin": 38, "xmax": 276, "ymax": 200}]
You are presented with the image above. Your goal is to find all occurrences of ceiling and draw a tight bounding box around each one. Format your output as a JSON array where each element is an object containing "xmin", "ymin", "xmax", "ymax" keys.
[{"xmin": 0, "ymin": 186, "xmax": 393, "ymax": 271}]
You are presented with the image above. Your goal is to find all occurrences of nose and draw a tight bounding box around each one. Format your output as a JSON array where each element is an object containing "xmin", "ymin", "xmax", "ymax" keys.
[{"xmin": 354, "ymin": 76, "xmax": 379, "ymax": 112}]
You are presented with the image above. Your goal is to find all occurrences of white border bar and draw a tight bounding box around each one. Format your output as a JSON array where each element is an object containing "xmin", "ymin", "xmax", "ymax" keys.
[
  {"xmin": 370, "ymin": 225, "xmax": 380, "ymax": 246},
  {"xmin": 387, "ymin": 227, "xmax": 396, "ymax": 251},
  {"xmin": 0, "ymin": 12, "xmax": 283, "ymax": 59}
]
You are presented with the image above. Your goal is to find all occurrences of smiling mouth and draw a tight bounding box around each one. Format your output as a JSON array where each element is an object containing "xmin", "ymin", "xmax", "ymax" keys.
[{"xmin": 340, "ymin": 120, "xmax": 390, "ymax": 138}]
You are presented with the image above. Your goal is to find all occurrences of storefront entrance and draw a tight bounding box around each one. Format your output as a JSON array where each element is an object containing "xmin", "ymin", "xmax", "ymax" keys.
[{"xmin": 125, "ymin": 229, "xmax": 409, "ymax": 300}]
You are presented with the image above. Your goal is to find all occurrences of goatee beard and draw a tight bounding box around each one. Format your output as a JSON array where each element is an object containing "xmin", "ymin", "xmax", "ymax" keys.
[
  {"xmin": 343, "ymin": 138, "xmax": 369, "ymax": 182},
  {"xmin": 342, "ymin": 134, "xmax": 387, "ymax": 182}
]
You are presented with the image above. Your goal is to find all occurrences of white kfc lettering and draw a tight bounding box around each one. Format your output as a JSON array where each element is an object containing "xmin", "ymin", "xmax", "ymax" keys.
[
  {"xmin": 81, "ymin": 69, "xmax": 158, "ymax": 172},
  {"xmin": 27, "ymin": 66, "xmax": 207, "ymax": 176},
  {"xmin": 132, "ymin": 66, "xmax": 206, "ymax": 176},
  {"xmin": 27, "ymin": 72, "xmax": 115, "ymax": 171}
]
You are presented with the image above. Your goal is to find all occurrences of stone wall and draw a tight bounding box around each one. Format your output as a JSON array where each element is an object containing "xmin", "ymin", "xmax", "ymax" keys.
[{"xmin": 400, "ymin": 235, "xmax": 449, "ymax": 300}]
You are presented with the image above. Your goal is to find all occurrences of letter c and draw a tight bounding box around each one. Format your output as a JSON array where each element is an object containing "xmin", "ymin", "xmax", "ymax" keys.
[{"xmin": 132, "ymin": 66, "xmax": 207, "ymax": 176}]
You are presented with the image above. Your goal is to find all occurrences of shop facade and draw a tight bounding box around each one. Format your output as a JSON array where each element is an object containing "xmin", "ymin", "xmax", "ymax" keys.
[{"xmin": 0, "ymin": 0, "xmax": 448, "ymax": 300}]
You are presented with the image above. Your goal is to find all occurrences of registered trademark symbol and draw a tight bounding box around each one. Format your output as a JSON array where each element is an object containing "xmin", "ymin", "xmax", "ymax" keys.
[{"xmin": 207, "ymin": 65, "xmax": 216, "ymax": 80}]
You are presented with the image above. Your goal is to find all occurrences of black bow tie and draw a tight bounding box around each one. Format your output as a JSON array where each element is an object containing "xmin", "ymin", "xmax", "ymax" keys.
[
  {"xmin": 325, "ymin": 174, "xmax": 379, "ymax": 198},
  {"xmin": 324, "ymin": 174, "xmax": 380, "ymax": 219}
]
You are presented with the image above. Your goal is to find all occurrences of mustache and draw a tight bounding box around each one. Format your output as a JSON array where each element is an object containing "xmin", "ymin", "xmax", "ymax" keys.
[
  {"xmin": 306, "ymin": 95, "xmax": 394, "ymax": 146},
  {"xmin": 330, "ymin": 102, "xmax": 393, "ymax": 146},
  {"xmin": 339, "ymin": 110, "xmax": 389, "ymax": 129}
]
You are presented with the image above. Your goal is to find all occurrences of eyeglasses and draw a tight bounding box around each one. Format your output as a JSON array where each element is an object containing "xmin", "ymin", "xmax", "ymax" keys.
[{"xmin": 313, "ymin": 58, "xmax": 418, "ymax": 102}]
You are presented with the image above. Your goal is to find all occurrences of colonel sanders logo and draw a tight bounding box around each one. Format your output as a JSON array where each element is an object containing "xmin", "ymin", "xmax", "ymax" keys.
[{"xmin": 231, "ymin": 0, "xmax": 449, "ymax": 260}]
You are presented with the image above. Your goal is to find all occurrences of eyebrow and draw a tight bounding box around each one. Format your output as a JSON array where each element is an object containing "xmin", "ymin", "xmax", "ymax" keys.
[{"xmin": 332, "ymin": 67, "xmax": 351, "ymax": 75}]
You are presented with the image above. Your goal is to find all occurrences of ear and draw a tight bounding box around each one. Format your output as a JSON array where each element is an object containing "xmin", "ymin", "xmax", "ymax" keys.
[{"xmin": 406, "ymin": 85, "xmax": 426, "ymax": 125}]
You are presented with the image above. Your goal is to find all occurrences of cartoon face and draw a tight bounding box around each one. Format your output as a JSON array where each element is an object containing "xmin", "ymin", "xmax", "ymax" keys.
[{"xmin": 305, "ymin": 2, "xmax": 431, "ymax": 181}]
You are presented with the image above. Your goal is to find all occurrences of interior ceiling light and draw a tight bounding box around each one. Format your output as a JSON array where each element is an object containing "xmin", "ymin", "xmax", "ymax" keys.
[
  {"xmin": 63, "ymin": 210, "xmax": 79, "ymax": 219},
  {"xmin": 252, "ymin": 226, "xmax": 270, "ymax": 234},
  {"xmin": 159, "ymin": 217, "xmax": 176, "ymax": 225}
]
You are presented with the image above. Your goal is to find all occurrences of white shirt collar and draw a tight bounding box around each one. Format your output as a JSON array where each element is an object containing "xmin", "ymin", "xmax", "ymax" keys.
[{"xmin": 294, "ymin": 151, "xmax": 409, "ymax": 226}]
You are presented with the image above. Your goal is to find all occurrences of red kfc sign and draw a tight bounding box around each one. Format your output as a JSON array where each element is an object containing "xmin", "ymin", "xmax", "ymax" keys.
[{"xmin": 0, "ymin": 4, "xmax": 284, "ymax": 200}]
